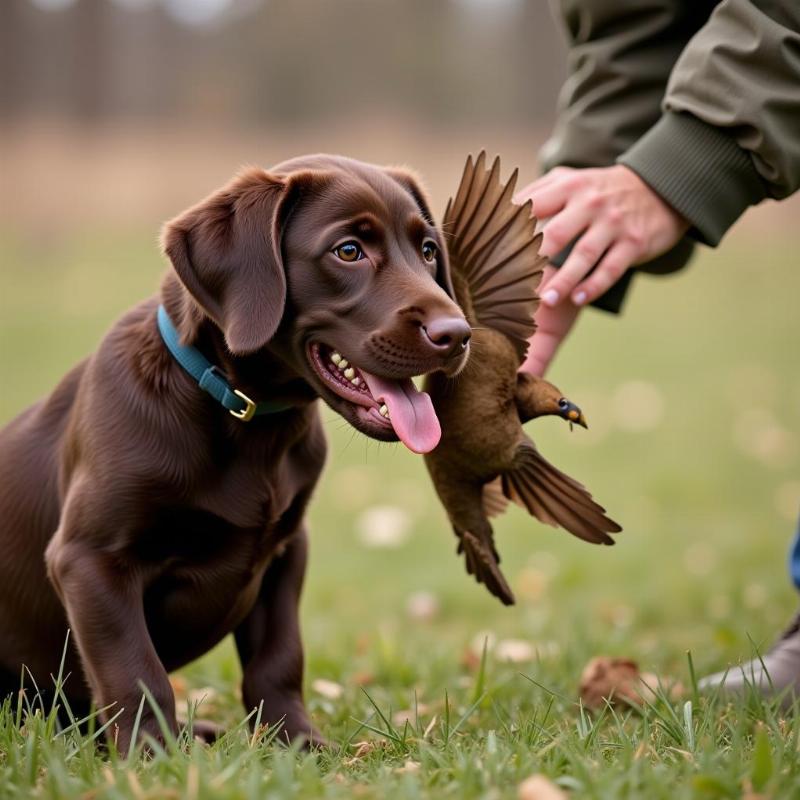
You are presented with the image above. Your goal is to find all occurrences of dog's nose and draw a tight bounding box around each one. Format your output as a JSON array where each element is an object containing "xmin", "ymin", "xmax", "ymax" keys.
[{"xmin": 422, "ymin": 316, "xmax": 471, "ymax": 359}]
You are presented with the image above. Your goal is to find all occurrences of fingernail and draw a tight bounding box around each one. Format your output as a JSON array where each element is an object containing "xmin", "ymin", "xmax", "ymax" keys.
[
  {"xmin": 541, "ymin": 289, "xmax": 559, "ymax": 306},
  {"xmin": 573, "ymin": 291, "xmax": 587, "ymax": 306}
]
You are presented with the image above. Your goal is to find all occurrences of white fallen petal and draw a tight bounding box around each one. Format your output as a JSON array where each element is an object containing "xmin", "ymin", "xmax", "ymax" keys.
[
  {"xmin": 356, "ymin": 505, "xmax": 411, "ymax": 548},
  {"xmin": 406, "ymin": 590, "xmax": 440, "ymax": 621},
  {"xmin": 495, "ymin": 639, "xmax": 534, "ymax": 663},
  {"xmin": 311, "ymin": 678, "xmax": 343, "ymax": 700}
]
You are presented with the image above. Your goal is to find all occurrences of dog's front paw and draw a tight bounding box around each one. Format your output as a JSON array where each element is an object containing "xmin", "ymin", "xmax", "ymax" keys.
[
  {"xmin": 112, "ymin": 709, "xmax": 179, "ymax": 755},
  {"xmin": 250, "ymin": 693, "xmax": 327, "ymax": 748},
  {"xmin": 280, "ymin": 714, "xmax": 327, "ymax": 749}
]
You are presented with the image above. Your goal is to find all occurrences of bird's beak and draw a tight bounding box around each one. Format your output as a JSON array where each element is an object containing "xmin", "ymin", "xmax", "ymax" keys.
[{"xmin": 559, "ymin": 399, "xmax": 588, "ymax": 429}]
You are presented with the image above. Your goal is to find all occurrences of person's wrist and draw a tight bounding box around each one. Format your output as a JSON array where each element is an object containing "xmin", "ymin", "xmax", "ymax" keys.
[{"xmin": 618, "ymin": 112, "xmax": 765, "ymax": 246}]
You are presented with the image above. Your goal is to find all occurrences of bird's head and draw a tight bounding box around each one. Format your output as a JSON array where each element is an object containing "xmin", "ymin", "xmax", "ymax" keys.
[
  {"xmin": 535, "ymin": 383, "xmax": 588, "ymax": 428},
  {"xmin": 557, "ymin": 397, "xmax": 588, "ymax": 429}
]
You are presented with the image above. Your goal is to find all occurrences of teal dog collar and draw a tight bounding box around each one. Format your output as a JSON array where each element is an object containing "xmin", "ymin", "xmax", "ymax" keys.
[{"xmin": 157, "ymin": 305, "xmax": 292, "ymax": 421}]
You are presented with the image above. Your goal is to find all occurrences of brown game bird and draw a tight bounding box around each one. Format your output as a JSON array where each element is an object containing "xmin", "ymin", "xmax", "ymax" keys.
[{"xmin": 424, "ymin": 153, "xmax": 621, "ymax": 605}]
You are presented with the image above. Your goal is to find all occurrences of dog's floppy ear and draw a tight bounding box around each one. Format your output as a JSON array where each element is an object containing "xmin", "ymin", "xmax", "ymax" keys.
[
  {"xmin": 161, "ymin": 167, "xmax": 301, "ymax": 355},
  {"xmin": 385, "ymin": 167, "xmax": 458, "ymax": 302}
]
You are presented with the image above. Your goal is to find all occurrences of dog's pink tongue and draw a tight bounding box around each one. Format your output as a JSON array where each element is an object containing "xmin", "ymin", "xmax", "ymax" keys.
[{"xmin": 360, "ymin": 371, "xmax": 441, "ymax": 454}]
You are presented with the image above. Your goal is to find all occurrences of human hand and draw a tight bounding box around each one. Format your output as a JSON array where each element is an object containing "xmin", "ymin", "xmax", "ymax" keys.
[
  {"xmin": 521, "ymin": 266, "xmax": 581, "ymax": 376},
  {"xmin": 515, "ymin": 165, "xmax": 689, "ymax": 307}
]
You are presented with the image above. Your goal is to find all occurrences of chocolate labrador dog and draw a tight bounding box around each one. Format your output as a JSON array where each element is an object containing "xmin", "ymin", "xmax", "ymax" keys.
[{"xmin": 0, "ymin": 155, "xmax": 470, "ymax": 749}]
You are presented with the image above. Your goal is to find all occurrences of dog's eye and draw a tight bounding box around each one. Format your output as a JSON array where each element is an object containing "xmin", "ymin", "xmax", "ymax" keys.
[
  {"xmin": 422, "ymin": 241, "xmax": 437, "ymax": 263},
  {"xmin": 333, "ymin": 242, "xmax": 364, "ymax": 263}
]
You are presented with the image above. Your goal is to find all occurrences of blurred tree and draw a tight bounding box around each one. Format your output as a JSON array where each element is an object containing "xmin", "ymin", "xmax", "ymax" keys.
[{"xmin": 0, "ymin": 0, "xmax": 565, "ymax": 129}]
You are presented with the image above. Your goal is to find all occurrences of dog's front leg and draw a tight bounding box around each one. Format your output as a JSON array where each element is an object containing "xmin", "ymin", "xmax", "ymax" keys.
[
  {"xmin": 45, "ymin": 484, "xmax": 176, "ymax": 753},
  {"xmin": 234, "ymin": 526, "xmax": 323, "ymax": 746}
]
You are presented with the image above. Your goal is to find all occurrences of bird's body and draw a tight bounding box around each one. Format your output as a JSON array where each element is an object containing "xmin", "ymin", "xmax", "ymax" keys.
[
  {"xmin": 427, "ymin": 326, "xmax": 519, "ymax": 476},
  {"xmin": 424, "ymin": 154, "xmax": 621, "ymax": 605}
]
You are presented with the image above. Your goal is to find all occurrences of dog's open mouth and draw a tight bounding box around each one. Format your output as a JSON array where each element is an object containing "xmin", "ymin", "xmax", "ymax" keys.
[{"xmin": 308, "ymin": 343, "xmax": 441, "ymax": 453}]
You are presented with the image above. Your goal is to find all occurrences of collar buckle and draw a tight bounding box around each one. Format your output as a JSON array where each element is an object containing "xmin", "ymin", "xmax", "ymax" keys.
[{"xmin": 230, "ymin": 389, "xmax": 257, "ymax": 422}]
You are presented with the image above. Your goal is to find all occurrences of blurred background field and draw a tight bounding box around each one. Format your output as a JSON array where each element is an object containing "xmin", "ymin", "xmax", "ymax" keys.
[{"xmin": 1, "ymin": 0, "xmax": 799, "ymax": 793}]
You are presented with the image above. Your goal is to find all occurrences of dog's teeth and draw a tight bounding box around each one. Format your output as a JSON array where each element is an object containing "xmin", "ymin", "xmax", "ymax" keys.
[
  {"xmin": 339, "ymin": 359, "xmax": 349, "ymax": 369},
  {"xmin": 351, "ymin": 377, "xmax": 361, "ymax": 386},
  {"xmin": 379, "ymin": 404, "xmax": 389, "ymax": 418},
  {"xmin": 331, "ymin": 352, "xmax": 342, "ymax": 365},
  {"xmin": 343, "ymin": 367, "xmax": 355, "ymax": 380}
]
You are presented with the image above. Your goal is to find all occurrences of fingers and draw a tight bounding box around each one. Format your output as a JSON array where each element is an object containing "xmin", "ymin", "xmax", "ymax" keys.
[
  {"xmin": 521, "ymin": 281, "xmax": 581, "ymax": 376},
  {"xmin": 539, "ymin": 224, "xmax": 614, "ymax": 307},
  {"xmin": 522, "ymin": 330, "xmax": 560, "ymax": 377},
  {"xmin": 539, "ymin": 202, "xmax": 594, "ymax": 259},
  {"xmin": 516, "ymin": 182, "xmax": 567, "ymax": 220},
  {"xmin": 518, "ymin": 164, "xmax": 688, "ymax": 310},
  {"xmin": 513, "ymin": 167, "xmax": 573, "ymax": 205},
  {"xmin": 514, "ymin": 168, "xmax": 575, "ymax": 219},
  {"xmin": 570, "ymin": 241, "xmax": 638, "ymax": 305}
]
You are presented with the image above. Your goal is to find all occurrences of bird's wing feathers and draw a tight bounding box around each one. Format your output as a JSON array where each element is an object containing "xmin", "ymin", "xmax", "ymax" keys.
[
  {"xmin": 481, "ymin": 477, "xmax": 510, "ymax": 517},
  {"xmin": 442, "ymin": 151, "xmax": 547, "ymax": 362},
  {"xmin": 501, "ymin": 438, "xmax": 622, "ymax": 545}
]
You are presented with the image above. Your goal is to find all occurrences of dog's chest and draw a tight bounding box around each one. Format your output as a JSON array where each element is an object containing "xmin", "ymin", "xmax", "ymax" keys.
[
  {"xmin": 141, "ymin": 453, "xmax": 304, "ymax": 582},
  {"xmin": 135, "ymin": 494, "xmax": 292, "ymax": 665},
  {"xmin": 135, "ymin": 436, "xmax": 321, "ymax": 651}
]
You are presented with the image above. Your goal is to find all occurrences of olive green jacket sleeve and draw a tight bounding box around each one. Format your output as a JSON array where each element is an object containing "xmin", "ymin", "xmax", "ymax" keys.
[
  {"xmin": 620, "ymin": 0, "xmax": 800, "ymax": 246},
  {"xmin": 542, "ymin": 0, "xmax": 800, "ymax": 312}
]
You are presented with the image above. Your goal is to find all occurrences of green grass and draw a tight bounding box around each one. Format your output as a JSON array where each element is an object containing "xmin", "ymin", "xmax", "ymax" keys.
[{"xmin": 0, "ymin": 227, "xmax": 798, "ymax": 798}]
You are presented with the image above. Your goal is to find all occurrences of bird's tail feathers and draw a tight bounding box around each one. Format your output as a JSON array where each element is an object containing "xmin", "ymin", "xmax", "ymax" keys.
[
  {"xmin": 501, "ymin": 440, "xmax": 621, "ymax": 545},
  {"xmin": 453, "ymin": 525, "xmax": 515, "ymax": 606}
]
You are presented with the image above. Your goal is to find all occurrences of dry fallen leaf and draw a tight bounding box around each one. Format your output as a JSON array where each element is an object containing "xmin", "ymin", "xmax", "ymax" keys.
[
  {"xmin": 352, "ymin": 671, "xmax": 375, "ymax": 687},
  {"xmin": 342, "ymin": 739, "xmax": 389, "ymax": 766},
  {"xmin": 517, "ymin": 774, "xmax": 568, "ymax": 800},
  {"xmin": 423, "ymin": 715, "xmax": 438, "ymax": 739},
  {"xmin": 461, "ymin": 646, "xmax": 482, "ymax": 672},
  {"xmin": 579, "ymin": 656, "xmax": 684, "ymax": 711},
  {"xmin": 351, "ymin": 740, "xmax": 379, "ymax": 759}
]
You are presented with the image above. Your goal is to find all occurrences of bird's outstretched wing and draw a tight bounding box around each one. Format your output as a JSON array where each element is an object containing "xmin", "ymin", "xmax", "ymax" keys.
[
  {"xmin": 501, "ymin": 437, "xmax": 621, "ymax": 545},
  {"xmin": 442, "ymin": 151, "xmax": 547, "ymax": 363}
]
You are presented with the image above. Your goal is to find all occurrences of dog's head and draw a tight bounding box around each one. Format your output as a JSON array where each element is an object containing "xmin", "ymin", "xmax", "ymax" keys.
[{"xmin": 161, "ymin": 155, "xmax": 469, "ymax": 453}]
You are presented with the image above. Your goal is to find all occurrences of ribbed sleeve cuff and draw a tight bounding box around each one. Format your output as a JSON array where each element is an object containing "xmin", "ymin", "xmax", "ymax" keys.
[{"xmin": 618, "ymin": 112, "xmax": 767, "ymax": 246}]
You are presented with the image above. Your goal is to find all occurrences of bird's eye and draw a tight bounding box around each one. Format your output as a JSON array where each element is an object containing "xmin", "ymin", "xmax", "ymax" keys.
[
  {"xmin": 333, "ymin": 241, "xmax": 363, "ymax": 263},
  {"xmin": 422, "ymin": 241, "xmax": 437, "ymax": 263},
  {"xmin": 558, "ymin": 398, "xmax": 569, "ymax": 410}
]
